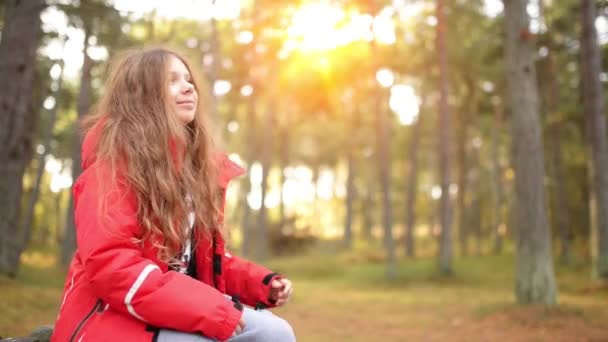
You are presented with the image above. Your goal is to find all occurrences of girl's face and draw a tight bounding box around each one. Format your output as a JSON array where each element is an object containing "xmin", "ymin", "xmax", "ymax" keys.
[{"xmin": 167, "ymin": 55, "xmax": 198, "ymax": 124}]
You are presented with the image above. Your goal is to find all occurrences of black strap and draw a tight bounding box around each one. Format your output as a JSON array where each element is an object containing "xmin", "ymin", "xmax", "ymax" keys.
[
  {"xmin": 186, "ymin": 227, "xmax": 197, "ymax": 278},
  {"xmin": 262, "ymin": 272, "xmax": 280, "ymax": 285},
  {"xmin": 213, "ymin": 253, "xmax": 222, "ymax": 275},
  {"xmin": 231, "ymin": 296, "xmax": 244, "ymax": 312},
  {"xmin": 211, "ymin": 231, "xmax": 218, "ymax": 288},
  {"xmin": 255, "ymin": 302, "xmax": 268, "ymax": 310},
  {"xmin": 186, "ymin": 247, "xmax": 197, "ymax": 278}
]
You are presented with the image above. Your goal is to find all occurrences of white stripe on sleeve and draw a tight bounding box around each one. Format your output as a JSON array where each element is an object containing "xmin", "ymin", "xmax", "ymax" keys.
[{"xmin": 124, "ymin": 264, "xmax": 159, "ymax": 321}]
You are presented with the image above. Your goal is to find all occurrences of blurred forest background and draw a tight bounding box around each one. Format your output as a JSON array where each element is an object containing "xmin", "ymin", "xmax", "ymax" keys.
[{"xmin": 1, "ymin": 0, "xmax": 608, "ymax": 340}]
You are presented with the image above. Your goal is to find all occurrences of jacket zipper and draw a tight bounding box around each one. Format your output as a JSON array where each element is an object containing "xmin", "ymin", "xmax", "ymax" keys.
[
  {"xmin": 212, "ymin": 232, "xmax": 218, "ymax": 289},
  {"xmin": 69, "ymin": 298, "xmax": 102, "ymax": 342}
]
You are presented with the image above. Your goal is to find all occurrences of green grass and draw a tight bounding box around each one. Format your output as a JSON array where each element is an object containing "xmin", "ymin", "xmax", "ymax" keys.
[{"xmin": 2, "ymin": 249, "xmax": 608, "ymax": 341}]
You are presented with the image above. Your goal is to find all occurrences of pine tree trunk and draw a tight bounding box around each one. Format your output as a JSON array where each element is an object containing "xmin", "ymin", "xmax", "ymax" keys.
[
  {"xmin": 21, "ymin": 58, "xmax": 65, "ymax": 257},
  {"xmin": 491, "ymin": 101, "xmax": 505, "ymax": 254},
  {"xmin": 456, "ymin": 79, "xmax": 478, "ymax": 257},
  {"xmin": 343, "ymin": 151, "xmax": 355, "ymax": 248},
  {"xmin": 361, "ymin": 179, "xmax": 375, "ymax": 240},
  {"xmin": 256, "ymin": 100, "xmax": 273, "ymax": 261},
  {"xmin": 279, "ymin": 125, "xmax": 289, "ymax": 230},
  {"xmin": 371, "ymin": 44, "xmax": 396, "ymax": 279},
  {"xmin": 436, "ymin": 0, "xmax": 453, "ymax": 275},
  {"xmin": 61, "ymin": 30, "xmax": 93, "ymax": 266},
  {"xmin": 456, "ymin": 105, "xmax": 469, "ymax": 257},
  {"xmin": 580, "ymin": 0, "xmax": 608, "ymax": 279},
  {"xmin": 504, "ymin": 0, "xmax": 557, "ymax": 304},
  {"xmin": 209, "ymin": 16, "xmax": 221, "ymax": 134},
  {"xmin": 538, "ymin": 0, "xmax": 571, "ymax": 265},
  {"xmin": 311, "ymin": 165, "xmax": 320, "ymax": 233},
  {"xmin": 468, "ymin": 159, "xmax": 483, "ymax": 256},
  {"xmin": 404, "ymin": 106, "xmax": 422, "ymax": 258},
  {"xmin": 546, "ymin": 53, "xmax": 572, "ymax": 264},
  {"xmin": 0, "ymin": 0, "xmax": 45, "ymax": 277},
  {"xmin": 241, "ymin": 92, "xmax": 257, "ymax": 257}
]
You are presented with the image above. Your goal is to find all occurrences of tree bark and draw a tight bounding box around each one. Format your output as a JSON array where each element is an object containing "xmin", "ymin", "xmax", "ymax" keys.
[
  {"xmin": 240, "ymin": 91, "xmax": 257, "ymax": 257},
  {"xmin": 343, "ymin": 151, "xmax": 355, "ymax": 248},
  {"xmin": 361, "ymin": 178, "xmax": 375, "ymax": 241},
  {"xmin": 490, "ymin": 101, "xmax": 505, "ymax": 254},
  {"xmin": 437, "ymin": 0, "xmax": 453, "ymax": 275},
  {"xmin": 580, "ymin": 0, "xmax": 608, "ymax": 279},
  {"xmin": 546, "ymin": 52, "xmax": 572, "ymax": 264},
  {"xmin": 504, "ymin": 0, "xmax": 557, "ymax": 304},
  {"xmin": 374, "ymin": 60, "xmax": 396, "ymax": 280},
  {"xmin": 456, "ymin": 106, "xmax": 469, "ymax": 257},
  {"xmin": 255, "ymin": 99, "xmax": 273, "ymax": 261},
  {"xmin": 404, "ymin": 104, "xmax": 423, "ymax": 258},
  {"xmin": 209, "ymin": 13, "xmax": 221, "ymax": 136},
  {"xmin": 22, "ymin": 57, "xmax": 66, "ymax": 257},
  {"xmin": 456, "ymin": 79, "xmax": 478, "ymax": 257},
  {"xmin": 0, "ymin": 0, "xmax": 45, "ymax": 277},
  {"xmin": 279, "ymin": 122, "xmax": 289, "ymax": 230},
  {"xmin": 61, "ymin": 29, "xmax": 93, "ymax": 266}
]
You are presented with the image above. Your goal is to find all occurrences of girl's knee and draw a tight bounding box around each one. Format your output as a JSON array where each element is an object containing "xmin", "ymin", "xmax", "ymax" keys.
[{"xmin": 257, "ymin": 315, "xmax": 296, "ymax": 342}]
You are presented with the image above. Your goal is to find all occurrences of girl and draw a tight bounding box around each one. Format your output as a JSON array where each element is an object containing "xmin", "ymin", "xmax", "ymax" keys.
[{"xmin": 51, "ymin": 47, "xmax": 295, "ymax": 342}]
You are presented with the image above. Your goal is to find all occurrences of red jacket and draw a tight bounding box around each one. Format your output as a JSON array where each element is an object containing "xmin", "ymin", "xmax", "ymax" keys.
[{"xmin": 51, "ymin": 124, "xmax": 281, "ymax": 342}]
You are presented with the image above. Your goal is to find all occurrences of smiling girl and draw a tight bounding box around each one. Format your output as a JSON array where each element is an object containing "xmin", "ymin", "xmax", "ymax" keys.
[{"xmin": 51, "ymin": 47, "xmax": 295, "ymax": 342}]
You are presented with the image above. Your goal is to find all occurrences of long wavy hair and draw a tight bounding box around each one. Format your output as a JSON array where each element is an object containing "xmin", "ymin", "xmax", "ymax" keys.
[{"xmin": 84, "ymin": 46, "xmax": 221, "ymax": 263}]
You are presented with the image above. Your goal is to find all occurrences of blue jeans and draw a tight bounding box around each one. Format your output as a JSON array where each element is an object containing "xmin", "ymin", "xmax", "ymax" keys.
[{"xmin": 156, "ymin": 305, "xmax": 295, "ymax": 342}]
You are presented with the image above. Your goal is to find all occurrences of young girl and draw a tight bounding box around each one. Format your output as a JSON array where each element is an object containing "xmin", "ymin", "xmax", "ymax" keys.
[{"xmin": 51, "ymin": 47, "xmax": 295, "ymax": 342}]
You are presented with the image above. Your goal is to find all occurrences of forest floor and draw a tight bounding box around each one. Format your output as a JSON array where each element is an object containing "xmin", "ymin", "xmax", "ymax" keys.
[{"xmin": 1, "ymin": 248, "xmax": 607, "ymax": 341}]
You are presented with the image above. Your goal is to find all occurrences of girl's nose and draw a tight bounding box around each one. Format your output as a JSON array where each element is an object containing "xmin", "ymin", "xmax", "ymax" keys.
[{"xmin": 182, "ymin": 81, "xmax": 194, "ymax": 94}]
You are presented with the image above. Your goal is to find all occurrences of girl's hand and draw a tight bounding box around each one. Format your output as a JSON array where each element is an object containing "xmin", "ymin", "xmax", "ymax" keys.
[
  {"xmin": 269, "ymin": 278, "xmax": 293, "ymax": 306},
  {"xmin": 232, "ymin": 318, "xmax": 245, "ymax": 337}
]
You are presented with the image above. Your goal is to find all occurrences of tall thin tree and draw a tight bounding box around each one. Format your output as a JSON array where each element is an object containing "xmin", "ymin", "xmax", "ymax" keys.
[
  {"xmin": 0, "ymin": 0, "xmax": 45, "ymax": 277},
  {"xmin": 436, "ymin": 0, "xmax": 453, "ymax": 275},
  {"xmin": 504, "ymin": 0, "xmax": 557, "ymax": 304},
  {"xmin": 22, "ymin": 52, "xmax": 67, "ymax": 257},
  {"xmin": 404, "ymin": 97, "xmax": 425, "ymax": 258},
  {"xmin": 580, "ymin": 0, "xmax": 608, "ymax": 279},
  {"xmin": 490, "ymin": 99, "xmax": 506, "ymax": 254}
]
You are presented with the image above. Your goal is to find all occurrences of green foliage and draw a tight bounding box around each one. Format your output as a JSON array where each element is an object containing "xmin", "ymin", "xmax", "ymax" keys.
[{"xmin": 11, "ymin": 0, "xmax": 608, "ymax": 286}]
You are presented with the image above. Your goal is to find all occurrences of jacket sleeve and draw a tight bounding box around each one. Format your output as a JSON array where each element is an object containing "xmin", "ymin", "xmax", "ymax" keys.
[
  {"xmin": 73, "ymin": 167, "xmax": 242, "ymax": 342},
  {"xmin": 222, "ymin": 251, "xmax": 283, "ymax": 308}
]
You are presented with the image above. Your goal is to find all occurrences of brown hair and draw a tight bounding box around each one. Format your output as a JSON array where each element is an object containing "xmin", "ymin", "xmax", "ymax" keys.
[{"xmin": 84, "ymin": 46, "xmax": 220, "ymax": 262}]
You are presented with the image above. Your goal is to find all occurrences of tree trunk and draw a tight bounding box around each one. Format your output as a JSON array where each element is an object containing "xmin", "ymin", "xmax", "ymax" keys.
[
  {"xmin": 456, "ymin": 105, "xmax": 469, "ymax": 257},
  {"xmin": 279, "ymin": 123, "xmax": 289, "ymax": 230},
  {"xmin": 504, "ymin": 0, "xmax": 557, "ymax": 304},
  {"xmin": 456, "ymin": 78, "xmax": 479, "ymax": 257},
  {"xmin": 404, "ymin": 104, "xmax": 423, "ymax": 258},
  {"xmin": 209, "ymin": 15, "xmax": 221, "ymax": 136},
  {"xmin": 343, "ymin": 151, "xmax": 355, "ymax": 248},
  {"xmin": 240, "ymin": 91, "xmax": 257, "ymax": 257},
  {"xmin": 437, "ymin": 0, "xmax": 453, "ymax": 275},
  {"xmin": 311, "ymin": 165, "xmax": 320, "ymax": 232},
  {"xmin": 580, "ymin": 0, "xmax": 608, "ymax": 279},
  {"xmin": 361, "ymin": 179, "xmax": 375, "ymax": 241},
  {"xmin": 21, "ymin": 58, "xmax": 66, "ymax": 257},
  {"xmin": 373, "ymin": 55, "xmax": 396, "ymax": 280},
  {"xmin": 255, "ymin": 100, "xmax": 273, "ymax": 261},
  {"xmin": 61, "ymin": 29, "xmax": 93, "ymax": 267},
  {"xmin": 468, "ymin": 161, "xmax": 483, "ymax": 256},
  {"xmin": 490, "ymin": 101, "xmax": 505, "ymax": 254},
  {"xmin": 0, "ymin": 0, "xmax": 45, "ymax": 277},
  {"xmin": 545, "ymin": 52, "xmax": 572, "ymax": 264},
  {"xmin": 537, "ymin": 0, "xmax": 571, "ymax": 265}
]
